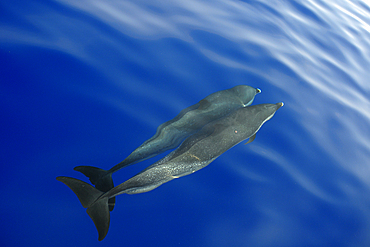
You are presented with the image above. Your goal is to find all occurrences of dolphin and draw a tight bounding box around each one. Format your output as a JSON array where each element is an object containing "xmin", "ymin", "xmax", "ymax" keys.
[
  {"xmin": 74, "ymin": 85, "xmax": 261, "ymax": 210},
  {"xmin": 57, "ymin": 102, "xmax": 283, "ymax": 241}
]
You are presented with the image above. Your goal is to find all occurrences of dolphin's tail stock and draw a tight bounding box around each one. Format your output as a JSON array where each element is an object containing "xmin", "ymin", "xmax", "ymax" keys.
[
  {"xmin": 56, "ymin": 176, "xmax": 111, "ymax": 241},
  {"xmin": 73, "ymin": 165, "xmax": 116, "ymax": 211}
]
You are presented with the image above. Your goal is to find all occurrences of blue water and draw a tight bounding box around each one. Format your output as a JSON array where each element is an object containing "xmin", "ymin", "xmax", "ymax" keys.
[{"xmin": 1, "ymin": 0, "xmax": 370, "ymax": 246}]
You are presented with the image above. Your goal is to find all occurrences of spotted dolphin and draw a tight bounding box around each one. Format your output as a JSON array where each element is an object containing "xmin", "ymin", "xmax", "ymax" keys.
[
  {"xmin": 57, "ymin": 102, "xmax": 283, "ymax": 241},
  {"xmin": 74, "ymin": 85, "xmax": 261, "ymax": 209}
]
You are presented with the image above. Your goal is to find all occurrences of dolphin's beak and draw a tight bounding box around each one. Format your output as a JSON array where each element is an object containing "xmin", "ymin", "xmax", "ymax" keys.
[{"xmin": 276, "ymin": 102, "xmax": 284, "ymax": 109}]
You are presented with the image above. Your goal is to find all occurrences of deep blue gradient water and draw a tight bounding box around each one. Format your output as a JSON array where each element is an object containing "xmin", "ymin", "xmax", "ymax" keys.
[{"xmin": 1, "ymin": 0, "xmax": 370, "ymax": 246}]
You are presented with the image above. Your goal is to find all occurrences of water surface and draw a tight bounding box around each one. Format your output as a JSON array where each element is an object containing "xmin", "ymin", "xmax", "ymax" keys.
[{"xmin": 1, "ymin": 0, "xmax": 370, "ymax": 246}]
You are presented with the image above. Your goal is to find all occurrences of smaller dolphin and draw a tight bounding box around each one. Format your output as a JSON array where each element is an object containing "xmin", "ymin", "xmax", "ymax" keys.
[
  {"xmin": 74, "ymin": 85, "xmax": 260, "ymax": 210},
  {"xmin": 57, "ymin": 102, "xmax": 283, "ymax": 241}
]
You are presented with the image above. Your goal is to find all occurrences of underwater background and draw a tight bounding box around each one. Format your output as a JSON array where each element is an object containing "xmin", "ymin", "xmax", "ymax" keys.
[{"xmin": 1, "ymin": 0, "xmax": 370, "ymax": 246}]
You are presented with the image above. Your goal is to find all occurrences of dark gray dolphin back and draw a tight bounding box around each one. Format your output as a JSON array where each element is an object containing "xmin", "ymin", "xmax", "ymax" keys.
[
  {"xmin": 73, "ymin": 85, "xmax": 261, "ymax": 211},
  {"xmin": 113, "ymin": 85, "xmax": 261, "ymax": 168},
  {"xmin": 103, "ymin": 103, "xmax": 284, "ymax": 199},
  {"xmin": 229, "ymin": 102, "xmax": 284, "ymax": 142},
  {"xmin": 57, "ymin": 102, "xmax": 283, "ymax": 241},
  {"xmin": 144, "ymin": 85, "xmax": 261, "ymax": 145},
  {"xmin": 229, "ymin": 85, "xmax": 262, "ymax": 106},
  {"xmin": 162, "ymin": 102, "xmax": 283, "ymax": 165}
]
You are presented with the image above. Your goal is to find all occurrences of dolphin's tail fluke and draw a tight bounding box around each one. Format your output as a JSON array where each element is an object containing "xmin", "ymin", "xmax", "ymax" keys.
[
  {"xmin": 56, "ymin": 176, "xmax": 110, "ymax": 241},
  {"xmin": 73, "ymin": 166, "xmax": 115, "ymax": 211}
]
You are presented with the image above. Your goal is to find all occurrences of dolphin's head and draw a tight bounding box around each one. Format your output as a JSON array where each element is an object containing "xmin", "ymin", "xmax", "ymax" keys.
[
  {"xmin": 230, "ymin": 85, "xmax": 261, "ymax": 106},
  {"xmin": 233, "ymin": 102, "xmax": 284, "ymax": 134},
  {"xmin": 255, "ymin": 102, "xmax": 284, "ymax": 123},
  {"xmin": 220, "ymin": 102, "xmax": 283, "ymax": 144},
  {"xmin": 276, "ymin": 102, "xmax": 284, "ymax": 109}
]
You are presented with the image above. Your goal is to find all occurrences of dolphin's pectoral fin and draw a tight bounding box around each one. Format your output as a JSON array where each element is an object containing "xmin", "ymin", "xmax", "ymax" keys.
[
  {"xmin": 198, "ymin": 99, "xmax": 211, "ymax": 110},
  {"xmin": 245, "ymin": 134, "xmax": 256, "ymax": 144}
]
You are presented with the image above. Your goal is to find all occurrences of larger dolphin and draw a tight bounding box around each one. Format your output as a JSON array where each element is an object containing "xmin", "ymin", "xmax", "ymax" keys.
[
  {"xmin": 74, "ymin": 85, "xmax": 261, "ymax": 206},
  {"xmin": 57, "ymin": 102, "xmax": 283, "ymax": 241}
]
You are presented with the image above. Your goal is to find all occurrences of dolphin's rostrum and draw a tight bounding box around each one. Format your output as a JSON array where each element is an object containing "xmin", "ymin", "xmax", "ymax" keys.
[
  {"xmin": 74, "ymin": 85, "xmax": 261, "ymax": 210},
  {"xmin": 57, "ymin": 102, "xmax": 283, "ymax": 241}
]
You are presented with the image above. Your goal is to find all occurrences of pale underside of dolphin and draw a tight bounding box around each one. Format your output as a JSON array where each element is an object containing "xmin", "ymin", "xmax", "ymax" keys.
[
  {"xmin": 57, "ymin": 102, "xmax": 283, "ymax": 241},
  {"xmin": 74, "ymin": 85, "xmax": 261, "ymax": 210}
]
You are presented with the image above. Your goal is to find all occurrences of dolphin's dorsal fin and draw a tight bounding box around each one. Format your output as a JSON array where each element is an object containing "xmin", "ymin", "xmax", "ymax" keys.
[{"xmin": 245, "ymin": 134, "xmax": 256, "ymax": 144}]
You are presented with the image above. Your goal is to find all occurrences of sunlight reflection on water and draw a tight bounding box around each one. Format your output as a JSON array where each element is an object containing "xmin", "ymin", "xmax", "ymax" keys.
[{"xmin": 2, "ymin": 0, "xmax": 370, "ymax": 245}]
